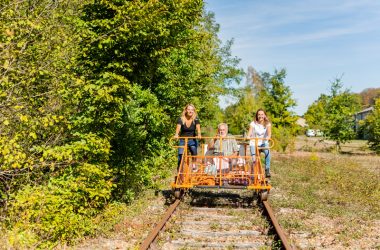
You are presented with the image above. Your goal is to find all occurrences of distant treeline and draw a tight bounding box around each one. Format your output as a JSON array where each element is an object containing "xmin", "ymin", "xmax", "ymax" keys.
[{"xmin": 357, "ymin": 88, "xmax": 380, "ymax": 108}]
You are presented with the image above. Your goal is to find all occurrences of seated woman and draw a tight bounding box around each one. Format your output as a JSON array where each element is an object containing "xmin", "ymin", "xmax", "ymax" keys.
[{"xmin": 247, "ymin": 108, "xmax": 271, "ymax": 178}]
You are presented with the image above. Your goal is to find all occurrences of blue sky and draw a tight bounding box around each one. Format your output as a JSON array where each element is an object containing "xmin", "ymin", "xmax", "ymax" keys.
[{"xmin": 205, "ymin": 0, "xmax": 380, "ymax": 115}]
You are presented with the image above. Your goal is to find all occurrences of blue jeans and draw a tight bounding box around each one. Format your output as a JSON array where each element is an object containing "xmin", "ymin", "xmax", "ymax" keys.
[
  {"xmin": 250, "ymin": 141, "xmax": 270, "ymax": 172},
  {"xmin": 178, "ymin": 139, "xmax": 198, "ymax": 169}
]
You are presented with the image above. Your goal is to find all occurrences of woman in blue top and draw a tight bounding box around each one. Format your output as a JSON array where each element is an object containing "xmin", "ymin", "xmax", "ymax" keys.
[
  {"xmin": 174, "ymin": 104, "xmax": 201, "ymax": 169},
  {"xmin": 248, "ymin": 108, "xmax": 272, "ymax": 177}
]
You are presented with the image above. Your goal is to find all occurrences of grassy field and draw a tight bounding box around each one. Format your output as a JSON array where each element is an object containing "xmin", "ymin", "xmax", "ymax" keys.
[
  {"xmin": 269, "ymin": 136, "xmax": 380, "ymax": 249},
  {"xmin": 296, "ymin": 135, "xmax": 375, "ymax": 155}
]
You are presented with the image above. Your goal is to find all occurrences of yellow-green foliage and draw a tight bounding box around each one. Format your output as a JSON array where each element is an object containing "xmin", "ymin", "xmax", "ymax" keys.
[
  {"xmin": 6, "ymin": 163, "xmax": 112, "ymax": 248},
  {"xmin": 1, "ymin": 0, "xmax": 242, "ymax": 247},
  {"xmin": 305, "ymin": 79, "xmax": 361, "ymax": 149},
  {"xmin": 271, "ymin": 126, "xmax": 296, "ymax": 153},
  {"xmin": 259, "ymin": 69, "xmax": 298, "ymax": 128},
  {"xmin": 224, "ymin": 85, "xmax": 260, "ymax": 135}
]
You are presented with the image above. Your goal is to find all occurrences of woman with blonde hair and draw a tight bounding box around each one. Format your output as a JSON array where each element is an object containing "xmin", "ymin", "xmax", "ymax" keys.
[
  {"xmin": 248, "ymin": 108, "xmax": 272, "ymax": 177},
  {"xmin": 174, "ymin": 104, "xmax": 201, "ymax": 169}
]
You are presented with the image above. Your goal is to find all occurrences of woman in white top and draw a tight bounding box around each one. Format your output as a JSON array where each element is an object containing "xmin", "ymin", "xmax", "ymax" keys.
[{"xmin": 247, "ymin": 108, "xmax": 272, "ymax": 177}]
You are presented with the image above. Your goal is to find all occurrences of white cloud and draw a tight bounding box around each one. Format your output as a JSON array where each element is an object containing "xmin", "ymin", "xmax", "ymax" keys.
[
  {"xmin": 206, "ymin": 0, "xmax": 380, "ymax": 115},
  {"xmin": 233, "ymin": 23, "xmax": 377, "ymax": 49}
]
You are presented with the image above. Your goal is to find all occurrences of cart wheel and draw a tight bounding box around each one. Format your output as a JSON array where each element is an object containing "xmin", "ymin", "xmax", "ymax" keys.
[
  {"xmin": 174, "ymin": 189, "xmax": 182, "ymax": 199},
  {"xmin": 260, "ymin": 190, "xmax": 268, "ymax": 201}
]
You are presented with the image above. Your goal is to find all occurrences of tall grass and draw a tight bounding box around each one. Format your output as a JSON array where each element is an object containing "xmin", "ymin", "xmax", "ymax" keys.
[
  {"xmin": 269, "ymin": 153, "xmax": 380, "ymax": 246},
  {"xmin": 271, "ymin": 154, "xmax": 379, "ymax": 220}
]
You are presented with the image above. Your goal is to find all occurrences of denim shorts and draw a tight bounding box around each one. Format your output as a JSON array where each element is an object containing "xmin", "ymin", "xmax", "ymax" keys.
[{"xmin": 178, "ymin": 139, "xmax": 198, "ymax": 155}]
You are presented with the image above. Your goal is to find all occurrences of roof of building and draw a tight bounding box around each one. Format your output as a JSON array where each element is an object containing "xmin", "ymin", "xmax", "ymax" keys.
[
  {"xmin": 296, "ymin": 117, "xmax": 307, "ymax": 127},
  {"xmin": 355, "ymin": 106, "xmax": 374, "ymax": 115}
]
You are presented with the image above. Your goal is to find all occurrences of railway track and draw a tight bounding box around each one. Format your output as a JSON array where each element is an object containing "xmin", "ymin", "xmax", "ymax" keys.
[{"xmin": 140, "ymin": 190, "xmax": 293, "ymax": 250}]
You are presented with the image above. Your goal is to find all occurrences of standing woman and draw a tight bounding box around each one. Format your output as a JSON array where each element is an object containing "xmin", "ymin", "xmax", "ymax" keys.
[
  {"xmin": 174, "ymin": 104, "xmax": 201, "ymax": 169},
  {"xmin": 248, "ymin": 108, "xmax": 272, "ymax": 177}
]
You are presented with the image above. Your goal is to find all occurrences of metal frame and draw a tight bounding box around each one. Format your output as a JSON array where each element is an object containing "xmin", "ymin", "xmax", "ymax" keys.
[{"xmin": 171, "ymin": 136, "xmax": 273, "ymax": 195}]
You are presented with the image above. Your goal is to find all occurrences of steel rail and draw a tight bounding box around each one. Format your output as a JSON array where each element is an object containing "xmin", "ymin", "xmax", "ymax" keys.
[
  {"xmin": 263, "ymin": 200, "xmax": 293, "ymax": 250},
  {"xmin": 139, "ymin": 199, "xmax": 181, "ymax": 250}
]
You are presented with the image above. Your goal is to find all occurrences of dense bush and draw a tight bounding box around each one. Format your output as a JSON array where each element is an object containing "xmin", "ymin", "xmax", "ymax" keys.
[
  {"xmin": 0, "ymin": 0, "xmax": 242, "ymax": 247},
  {"xmin": 271, "ymin": 126, "xmax": 295, "ymax": 153}
]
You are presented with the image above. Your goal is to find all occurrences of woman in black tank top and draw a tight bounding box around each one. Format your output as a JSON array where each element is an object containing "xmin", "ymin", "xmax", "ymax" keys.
[{"xmin": 174, "ymin": 104, "xmax": 201, "ymax": 169}]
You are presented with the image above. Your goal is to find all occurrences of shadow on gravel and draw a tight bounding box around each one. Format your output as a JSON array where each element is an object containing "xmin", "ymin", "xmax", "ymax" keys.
[
  {"xmin": 187, "ymin": 189, "xmax": 258, "ymax": 208},
  {"xmin": 158, "ymin": 189, "xmax": 176, "ymax": 205},
  {"xmin": 159, "ymin": 188, "xmax": 262, "ymax": 208}
]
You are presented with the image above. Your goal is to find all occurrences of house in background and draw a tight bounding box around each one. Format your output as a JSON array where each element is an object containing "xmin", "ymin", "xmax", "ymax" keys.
[
  {"xmin": 296, "ymin": 117, "xmax": 307, "ymax": 127},
  {"xmin": 354, "ymin": 106, "xmax": 374, "ymax": 138}
]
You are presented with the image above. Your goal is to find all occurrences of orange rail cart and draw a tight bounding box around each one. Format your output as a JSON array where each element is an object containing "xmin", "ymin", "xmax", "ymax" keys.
[{"xmin": 171, "ymin": 136, "xmax": 273, "ymax": 201}]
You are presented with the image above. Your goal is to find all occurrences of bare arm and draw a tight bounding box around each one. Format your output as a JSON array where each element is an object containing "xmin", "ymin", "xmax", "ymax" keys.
[
  {"xmin": 266, "ymin": 124, "xmax": 272, "ymax": 139},
  {"xmin": 247, "ymin": 124, "xmax": 253, "ymax": 138},
  {"xmin": 174, "ymin": 124, "xmax": 181, "ymax": 138},
  {"xmin": 208, "ymin": 137, "xmax": 216, "ymax": 149},
  {"xmin": 196, "ymin": 123, "xmax": 201, "ymax": 138}
]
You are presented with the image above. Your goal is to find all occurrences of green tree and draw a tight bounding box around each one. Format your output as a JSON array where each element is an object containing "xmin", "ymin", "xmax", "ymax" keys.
[
  {"xmin": 1, "ymin": 0, "xmax": 243, "ymax": 247},
  {"xmin": 224, "ymin": 85, "xmax": 259, "ymax": 135},
  {"xmin": 259, "ymin": 69, "xmax": 297, "ymax": 128},
  {"xmin": 0, "ymin": 0, "xmax": 88, "ymax": 206},
  {"xmin": 364, "ymin": 98, "xmax": 380, "ymax": 154},
  {"xmin": 304, "ymin": 94, "xmax": 328, "ymax": 129},
  {"xmin": 0, "ymin": 0, "xmax": 114, "ymax": 246},
  {"xmin": 258, "ymin": 69, "xmax": 297, "ymax": 152},
  {"xmin": 306, "ymin": 79, "xmax": 361, "ymax": 151},
  {"xmin": 224, "ymin": 66, "xmax": 261, "ymax": 135},
  {"xmin": 223, "ymin": 68, "xmax": 297, "ymax": 152},
  {"xmin": 358, "ymin": 88, "xmax": 380, "ymax": 107},
  {"xmin": 76, "ymin": 0, "xmax": 242, "ymax": 200}
]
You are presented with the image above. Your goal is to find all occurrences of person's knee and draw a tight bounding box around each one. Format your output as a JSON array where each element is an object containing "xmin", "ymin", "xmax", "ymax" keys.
[{"xmin": 189, "ymin": 147, "xmax": 197, "ymax": 155}]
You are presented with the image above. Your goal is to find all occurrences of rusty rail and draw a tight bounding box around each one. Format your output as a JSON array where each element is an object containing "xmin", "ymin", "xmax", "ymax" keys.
[
  {"xmin": 140, "ymin": 196, "xmax": 292, "ymax": 249},
  {"xmin": 263, "ymin": 200, "xmax": 293, "ymax": 250},
  {"xmin": 139, "ymin": 199, "xmax": 181, "ymax": 250}
]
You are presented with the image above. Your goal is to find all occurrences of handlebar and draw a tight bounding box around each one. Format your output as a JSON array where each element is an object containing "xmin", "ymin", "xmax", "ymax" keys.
[{"xmin": 170, "ymin": 136, "xmax": 274, "ymax": 149}]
